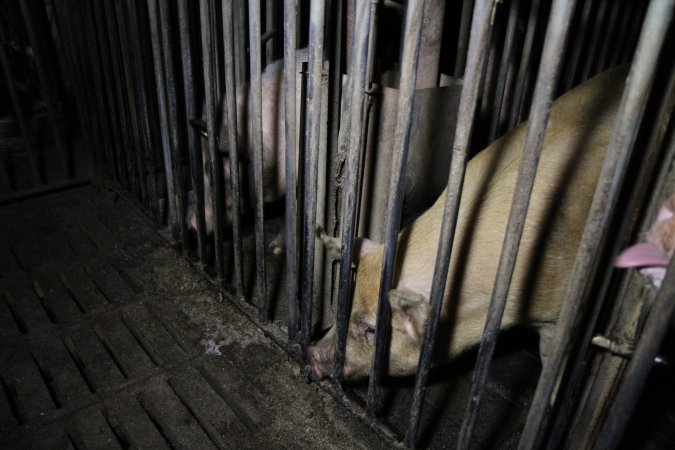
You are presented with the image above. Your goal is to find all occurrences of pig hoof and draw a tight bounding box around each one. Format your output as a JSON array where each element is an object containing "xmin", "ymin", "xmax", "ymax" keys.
[{"xmin": 269, "ymin": 233, "xmax": 285, "ymax": 256}]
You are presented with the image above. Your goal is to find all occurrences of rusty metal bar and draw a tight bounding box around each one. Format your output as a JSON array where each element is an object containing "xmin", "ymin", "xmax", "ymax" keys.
[
  {"xmin": 331, "ymin": 0, "xmax": 373, "ymax": 384},
  {"xmin": 125, "ymin": 0, "xmax": 160, "ymax": 222},
  {"xmin": 404, "ymin": 0, "xmax": 494, "ymax": 446},
  {"xmin": 284, "ymin": 0, "xmax": 300, "ymax": 340},
  {"xmin": 177, "ymin": 0, "xmax": 208, "ymax": 265},
  {"xmin": 248, "ymin": 0, "xmax": 269, "ymax": 316},
  {"xmin": 158, "ymin": 0, "xmax": 189, "ymax": 251},
  {"xmin": 489, "ymin": 0, "xmax": 521, "ymax": 142},
  {"xmin": 508, "ymin": 0, "xmax": 541, "ymax": 129},
  {"xmin": 365, "ymin": 0, "xmax": 425, "ymax": 417},
  {"xmin": 199, "ymin": 0, "xmax": 226, "ymax": 280},
  {"xmin": 223, "ymin": 1, "xmax": 245, "ymax": 298},
  {"xmin": 519, "ymin": 0, "xmax": 673, "ymax": 447},
  {"xmin": 596, "ymin": 260, "xmax": 675, "ymax": 449},
  {"xmin": 301, "ymin": 0, "xmax": 327, "ymax": 367},
  {"xmin": 459, "ymin": 0, "xmax": 577, "ymax": 447}
]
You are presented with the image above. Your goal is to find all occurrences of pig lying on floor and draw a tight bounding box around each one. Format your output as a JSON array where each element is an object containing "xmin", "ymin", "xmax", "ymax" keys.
[
  {"xmin": 616, "ymin": 194, "xmax": 675, "ymax": 288},
  {"xmin": 309, "ymin": 66, "xmax": 628, "ymax": 379}
]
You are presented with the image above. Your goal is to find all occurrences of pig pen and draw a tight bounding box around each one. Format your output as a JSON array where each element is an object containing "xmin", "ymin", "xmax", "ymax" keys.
[{"xmin": 1, "ymin": 0, "xmax": 675, "ymax": 449}]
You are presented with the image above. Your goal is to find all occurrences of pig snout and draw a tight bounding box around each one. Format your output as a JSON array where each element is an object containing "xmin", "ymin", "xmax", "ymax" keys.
[{"xmin": 308, "ymin": 344, "xmax": 332, "ymax": 381}]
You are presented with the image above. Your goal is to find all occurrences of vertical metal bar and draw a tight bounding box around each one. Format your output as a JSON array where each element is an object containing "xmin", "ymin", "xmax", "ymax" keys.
[
  {"xmin": 300, "ymin": 0, "xmax": 327, "ymax": 360},
  {"xmin": 0, "ymin": 28, "xmax": 42, "ymax": 186},
  {"xmin": 580, "ymin": 0, "xmax": 609, "ymax": 82},
  {"xmin": 488, "ymin": 0, "xmax": 521, "ymax": 142},
  {"xmin": 111, "ymin": 0, "xmax": 148, "ymax": 207},
  {"xmin": 147, "ymin": 0, "xmax": 180, "ymax": 238},
  {"xmin": 65, "ymin": 0, "xmax": 103, "ymax": 184},
  {"xmin": 248, "ymin": 0, "xmax": 269, "ymax": 316},
  {"xmin": 365, "ymin": 0, "xmax": 426, "ymax": 417},
  {"xmin": 178, "ymin": 0, "xmax": 208, "ymax": 266},
  {"xmin": 158, "ymin": 0, "xmax": 189, "ymax": 251},
  {"xmin": 223, "ymin": 1, "xmax": 245, "ymax": 298},
  {"xmin": 103, "ymin": 0, "xmax": 139, "ymax": 196},
  {"xmin": 519, "ymin": 1, "xmax": 673, "ymax": 447},
  {"xmin": 92, "ymin": 0, "xmax": 129, "ymax": 186},
  {"xmin": 265, "ymin": 0, "xmax": 277, "ymax": 64},
  {"xmin": 284, "ymin": 0, "xmax": 300, "ymax": 340},
  {"xmin": 125, "ymin": 0, "xmax": 160, "ymax": 222},
  {"xmin": 52, "ymin": 0, "xmax": 97, "ymax": 183},
  {"xmin": 609, "ymin": 1, "xmax": 635, "ymax": 68},
  {"xmin": 458, "ymin": 0, "xmax": 576, "ymax": 447},
  {"xmin": 562, "ymin": 0, "xmax": 594, "ymax": 91},
  {"xmin": 596, "ymin": 268, "xmax": 675, "ymax": 450},
  {"xmin": 508, "ymin": 0, "xmax": 540, "ymax": 129},
  {"xmin": 331, "ymin": 0, "xmax": 373, "ymax": 384},
  {"xmin": 19, "ymin": 0, "xmax": 71, "ymax": 179},
  {"xmin": 404, "ymin": 0, "xmax": 494, "ymax": 446},
  {"xmin": 596, "ymin": 0, "xmax": 621, "ymax": 72},
  {"xmin": 80, "ymin": 0, "xmax": 117, "ymax": 182},
  {"xmin": 199, "ymin": 0, "xmax": 226, "ymax": 280},
  {"xmin": 234, "ymin": 0, "xmax": 248, "ymax": 88},
  {"xmin": 454, "ymin": 0, "xmax": 475, "ymax": 78}
]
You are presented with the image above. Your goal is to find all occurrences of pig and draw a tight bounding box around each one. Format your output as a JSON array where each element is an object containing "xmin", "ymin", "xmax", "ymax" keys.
[
  {"xmin": 309, "ymin": 66, "xmax": 629, "ymax": 379},
  {"xmin": 615, "ymin": 194, "xmax": 675, "ymax": 288},
  {"xmin": 188, "ymin": 49, "xmax": 308, "ymax": 254}
]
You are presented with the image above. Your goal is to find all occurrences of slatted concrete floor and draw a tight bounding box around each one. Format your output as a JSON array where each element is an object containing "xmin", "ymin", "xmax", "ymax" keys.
[{"xmin": 0, "ymin": 186, "xmax": 384, "ymax": 449}]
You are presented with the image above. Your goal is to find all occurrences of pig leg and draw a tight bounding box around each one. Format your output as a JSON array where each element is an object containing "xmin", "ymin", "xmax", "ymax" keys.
[{"xmin": 315, "ymin": 226, "xmax": 380, "ymax": 262}]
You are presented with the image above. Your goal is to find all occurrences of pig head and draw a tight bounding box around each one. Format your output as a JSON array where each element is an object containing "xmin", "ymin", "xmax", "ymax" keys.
[
  {"xmin": 309, "ymin": 66, "xmax": 629, "ymax": 380},
  {"xmin": 616, "ymin": 194, "xmax": 675, "ymax": 288}
]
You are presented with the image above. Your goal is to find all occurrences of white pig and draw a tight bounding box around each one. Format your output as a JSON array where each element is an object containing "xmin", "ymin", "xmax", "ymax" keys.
[
  {"xmin": 309, "ymin": 66, "xmax": 629, "ymax": 379},
  {"xmin": 188, "ymin": 49, "xmax": 308, "ymax": 254},
  {"xmin": 616, "ymin": 194, "xmax": 675, "ymax": 288}
]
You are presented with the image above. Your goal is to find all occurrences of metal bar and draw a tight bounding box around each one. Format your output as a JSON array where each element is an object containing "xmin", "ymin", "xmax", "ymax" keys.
[
  {"xmin": 580, "ymin": 0, "xmax": 609, "ymax": 82},
  {"xmin": 147, "ymin": 0, "xmax": 181, "ymax": 239},
  {"xmin": 53, "ymin": 0, "xmax": 97, "ymax": 184},
  {"xmin": 223, "ymin": 1, "xmax": 245, "ymax": 297},
  {"xmin": 458, "ymin": 0, "xmax": 576, "ymax": 447},
  {"xmin": 199, "ymin": 0, "xmax": 226, "ymax": 280},
  {"xmin": 0, "ymin": 24, "xmax": 42, "ymax": 186},
  {"xmin": 621, "ymin": 1, "xmax": 648, "ymax": 66},
  {"xmin": 331, "ymin": 0, "xmax": 373, "ymax": 384},
  {"xmin": 609, "ymin": 1, "xmax": 635, "ymax": 67},
  {"xmin": 404, "ymin": 0, "xmax": 494, "ymax": 446},
  {"xmin": 80, "ymin": 0, "xmax": 117, "ymax": 182},
  {"xmin": 508, "ymin": 0, "xmax": 540, "ymax": 129},
  {"xmin": 103, "ymin": 0, "xmax": 139, "ymax": 196},
  {"xmin": 489, "ymin": 0, "xmax": 521, "ymax": 142},
  {"xmin": 19, "ymin": 0, "xmax": 71, "ymax": 179},
  {"xmin": 596, "ymin": 260, "xmax": 675, "ymax": 449},
  {"xmin": 547, "ymin": 58, "xmax": 675, "ymax": 450},
  {"xmin": 454, "ymin": 0, "xmax": 475, "ymax": 78},
  {"xmin": 235, "ymin": 0, "xmax": 248, "ymax": 88},
  {"xmin": 365, "ymin": 0, "xmax": 426, "ymax": 417},
  {"xmin": 112, "ymin": 0, "xmax": 148, "ymax": 209},
  {"xmin": 178, "ymin": 0, "xmax": 208, "ymax": 267},
  {"xmin": 247, "ymin": 0, "xmax": 269, "ymax": 316},
  {"xmin": 265, "ymin": 0, "xmax": 277, "ymax": 64},
  {"xmin": 518, "ymin": 1, "xmax": 673, "ymax": 447},
  {"xmin": 562, "ymin": 0, "xmax": 594, "ymax": 91},
  {"xmin": 596, "ymin": 0, "xmax": 621, "ymax": 71},
  {"xmin": 158, "ymin": 0, "xmax": 189, "ymax": 251},
  {"xmin": 284, "ymin": 0, "xmax": 300, "ymax": 340},
  {"xmin": 300, "ymin": 0, "xmax": 327, "ymax": 368},
  {"xmin": 125, "ymin": 0, "xmax": 160, "ymax": 223},
  {"xmin": 91, "ymin": 0, "xmax": 129, "ymax": 186},
  {"xmin": 478, "ymin": 0, "xmax": 505, "ymax": 137}
]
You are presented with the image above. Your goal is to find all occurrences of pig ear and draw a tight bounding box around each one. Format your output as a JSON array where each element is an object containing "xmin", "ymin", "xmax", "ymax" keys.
[
  {"xmin": 388, "ymin": 289, "xmax": 430, "ymax": 344},
  {"xmin": 316, "ymin": 226, "xmax": 379, "ymax": 262},
  {"xmin": 189, "ymin": 119, "xmax": 209, "ymax": 140},
  {"xmin": 615, "ymin": 243, "xmax": 670, "ymax": 268}
]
